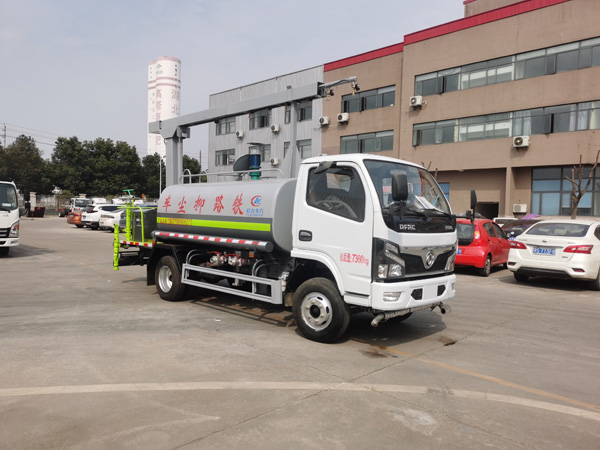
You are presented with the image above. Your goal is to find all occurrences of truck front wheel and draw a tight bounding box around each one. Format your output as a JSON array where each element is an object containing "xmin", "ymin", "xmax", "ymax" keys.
[
  {"xmin": 292, "ymin": 278, "xmax": 350, "ymax": 343},
  {"xmin": 155, "ymin": 255, "xmax": 186, "ymax": 301}
]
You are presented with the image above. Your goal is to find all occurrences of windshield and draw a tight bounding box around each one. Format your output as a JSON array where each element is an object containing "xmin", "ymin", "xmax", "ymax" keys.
[
  {"xmin": 0, "ymin": 183, "xmax": 18, "ymax": 211},
  {"xmin": 364, "ymin": 160, "xmax": 451, "ymax": 215}
]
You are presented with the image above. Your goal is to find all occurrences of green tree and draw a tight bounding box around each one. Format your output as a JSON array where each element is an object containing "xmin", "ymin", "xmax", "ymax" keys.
[
  {"xmin": 88, "ymin": 138, "xmax": 142, "ymax": 197},
  {"xmin": 48, "ymin": 136, "xmax": 93, "ymax": 195},
  {"xmin": 141, "ymin": 153, "xmax": 162, "ymax": 199},
  {"xmin": 0, "ymin": 135, "xmax": 52, "ymax": 195}
]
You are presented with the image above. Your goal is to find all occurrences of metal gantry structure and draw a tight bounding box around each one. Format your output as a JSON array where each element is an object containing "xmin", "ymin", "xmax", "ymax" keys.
[{"xmin": 148, "ymin": 77, "xmax": 359, "ymax": 187}]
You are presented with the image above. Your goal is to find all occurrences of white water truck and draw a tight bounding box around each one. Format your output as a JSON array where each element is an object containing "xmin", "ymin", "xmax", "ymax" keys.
[{"xmin": 114, "ymin": 153, "xmax": 457, "ymax": 342}]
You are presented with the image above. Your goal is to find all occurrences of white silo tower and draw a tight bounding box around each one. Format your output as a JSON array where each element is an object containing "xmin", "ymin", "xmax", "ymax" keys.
[{"xmin": 147, "ymin": 56, "xmax": 181, "ymax": 157}]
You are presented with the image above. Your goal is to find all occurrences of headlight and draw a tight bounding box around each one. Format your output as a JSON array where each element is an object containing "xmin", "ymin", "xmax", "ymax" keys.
[
  {"xmin": 9, "ymin": 221, "xmax": 19, "ymax": 238},
  {"xmin": 373, "ymin": 239, "xmax": 405, "ymax": 281},
  {"xmin": 445, "ymin": 251, "xmax": 455, "ymax": 272}
]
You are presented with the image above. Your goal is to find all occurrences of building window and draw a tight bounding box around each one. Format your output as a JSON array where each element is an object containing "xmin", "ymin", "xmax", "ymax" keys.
[
  {"xmin": 249, "ymin": 109, "xmax": 271, "ymax": 129},
  {"xmin": 415, "ymin": 36, "xmax": 600, "ymax": 96},
  {"xmin": 216, "ymin": 116, "xmax": 236, "ymax": 135},
  {"xmin": 341, "ymin": 131, "xmax": 393, "ymax": 154},
  {"xmin": 284, "ymin": 139, "xmax": 312, "ymax": 160},
  {"xmin": 285, "ymin": 102, "xmax": 312, "ymax": 123},
  {"xmin": 342, "ymin": 86, "xmax": 395, "ymax": 113},
  {"xmin": 438, "ymin": 182, "xmax": 450, "ymax": 201},
  {"xmin": 531, "ymin": 166, "xmax": 600, "ymax": 216},
  {"xmin": 413, "ymin": 100, "xmax": 600, "ymax": 146},
  {"xmin": 215, "ymin": 149, "xmax": 235, "ymax": 166}
]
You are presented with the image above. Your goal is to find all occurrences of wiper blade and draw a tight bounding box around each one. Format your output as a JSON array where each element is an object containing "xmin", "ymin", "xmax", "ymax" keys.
[
  {"xmin": 405, "ymin": 206, "xmax": 428, "ymax": 217},
  {"xmin": 422, "ymin": 207, "xmax": 452, "ymax": 218}
]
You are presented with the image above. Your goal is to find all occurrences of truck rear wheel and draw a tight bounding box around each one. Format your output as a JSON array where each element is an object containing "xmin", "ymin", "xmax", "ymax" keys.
[
  {"xmin": 292, "ymin": 278, "xmax": 350, "ymax": 343},
  {"xmin": 155, "ymin": 255, "xmax": 186, "ymax": 301}
]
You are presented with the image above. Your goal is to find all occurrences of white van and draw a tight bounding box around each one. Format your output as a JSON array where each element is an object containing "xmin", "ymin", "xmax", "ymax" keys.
[{"xmin": 0, "ymin": 181, "xmax": 20, "ymax": 256}]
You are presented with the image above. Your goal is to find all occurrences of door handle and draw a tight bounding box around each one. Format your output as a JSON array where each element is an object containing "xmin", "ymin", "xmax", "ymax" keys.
[{"xmin": 299, "ymin": 230, "xmax": 312, "ymax": 241}]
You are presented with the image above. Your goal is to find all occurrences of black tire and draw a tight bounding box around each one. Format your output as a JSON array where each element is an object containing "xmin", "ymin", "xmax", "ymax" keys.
[
  {"xmin": 76, "ymin": 224, "xmax": 84, "ymax": 228},
  {"xmin": 514, "ymin": 272, "xmax": 529, "ymax": 282},
  {"xmin": 0, "ymin": 247, "xmax": 9, "ymax": 257},
  {"xmin": 589, "ymin": 271, "xmax": 600, "ymax": 291},
  {"xmin": 478, "ymin": 255, "xmax": 492, "ymax": 277},
  {"xmin": 292, "ymin": 278, "xmax": 350, "ymax": 343},
  {"xmin": 155, "ymin": 255, "xmax": 186, "ymax": 301},
  {"xmin": 90, "ymin": 224, "xmax": 99, "ymax": 230}
]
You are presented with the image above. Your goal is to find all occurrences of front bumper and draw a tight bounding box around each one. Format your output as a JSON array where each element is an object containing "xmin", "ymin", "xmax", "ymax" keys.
[{"xmin": 368, "ymin": 273, "xmax": 456, "ymax": 311}]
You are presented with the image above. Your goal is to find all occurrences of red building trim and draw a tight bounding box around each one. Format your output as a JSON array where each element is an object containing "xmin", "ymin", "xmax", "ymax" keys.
[
  {"xmin": 405, "ymin": 0, "xmax": 570, "ymax": 45},
  {"xmin": 324, "ymin": 43, "xmax": 404, "ymax": 72},
  {"xmin": 324, "ymin": 0, "xmax": 570, "ymax": 72}
]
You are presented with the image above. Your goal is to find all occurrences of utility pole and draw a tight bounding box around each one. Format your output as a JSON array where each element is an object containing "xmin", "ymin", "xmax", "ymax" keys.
[{"xmin": 2, "ymin": 123, "xmax": 6, "ymax": 147}]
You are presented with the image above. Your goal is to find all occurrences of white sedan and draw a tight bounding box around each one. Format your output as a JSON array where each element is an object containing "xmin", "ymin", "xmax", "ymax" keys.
[
  {"xmin": 507, "ymin": 219, "xmax": 600, "ymax": 290},
  {"xmin": 98, "ymin": 209, "xmax": 125, "ymax": 230}
]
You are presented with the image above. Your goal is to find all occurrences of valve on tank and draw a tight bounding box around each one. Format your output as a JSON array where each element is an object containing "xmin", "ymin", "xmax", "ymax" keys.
[{"xmin": 208, "ymin": 252, "xmax": 226, "ymax": 266}]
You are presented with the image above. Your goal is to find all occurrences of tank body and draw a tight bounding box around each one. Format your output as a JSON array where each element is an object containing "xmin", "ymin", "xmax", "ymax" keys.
[{"xmin": 157, "ymin": 178, "xmax": 297, "ymax": 252}]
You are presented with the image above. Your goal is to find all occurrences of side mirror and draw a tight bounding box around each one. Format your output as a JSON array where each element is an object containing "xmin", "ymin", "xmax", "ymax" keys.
[
  {"xmin": 392, "ymin": 173, "xmax": 408, "ymax": 202},
  {"xmin": 469, "ymin": 190, "xmax": 477, "ymax": 223},
  {"xmin": 470, "ymin": 190, "xmax": 478, "ymax": 210}
]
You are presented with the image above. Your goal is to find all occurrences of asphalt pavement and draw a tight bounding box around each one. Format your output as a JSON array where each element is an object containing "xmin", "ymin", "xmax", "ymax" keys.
[{"xmin": 0, "ymin": 217, "xmax": 599, "ymax": 449}]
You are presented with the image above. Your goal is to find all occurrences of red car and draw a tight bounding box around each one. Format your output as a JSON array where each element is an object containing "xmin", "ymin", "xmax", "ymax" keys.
[{"xmin": 456, "ymin": 218, "xmax": 510, "ymax": 276}]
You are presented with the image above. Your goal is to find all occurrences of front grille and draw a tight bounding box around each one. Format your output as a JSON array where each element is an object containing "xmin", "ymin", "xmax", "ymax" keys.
[
  {"xmin": 0, "ymin": 228, "xmax": 9, "ymax": 238},
  {"xmin": 402, "ymin": 250, "xmax": 453, "ymax": 275}
]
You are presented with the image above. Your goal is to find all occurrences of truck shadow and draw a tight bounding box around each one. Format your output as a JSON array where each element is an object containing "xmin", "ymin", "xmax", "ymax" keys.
[
  {"xmin": 188, "ymin": 288, "xmax": 447, "ymax": 346},
  {"xmin": 2, "ymin": 244, "xmax": 55, "ymax": 259}
]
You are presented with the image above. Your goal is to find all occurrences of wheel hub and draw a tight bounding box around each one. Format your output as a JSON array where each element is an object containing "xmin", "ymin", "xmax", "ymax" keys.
[
  {"xmin": 301, "ymin": 293, "xmax": 333, "ymax": 331},
  {"xmin": 158, "ymin": 265, "xmax": 173, "ymax": 293}
]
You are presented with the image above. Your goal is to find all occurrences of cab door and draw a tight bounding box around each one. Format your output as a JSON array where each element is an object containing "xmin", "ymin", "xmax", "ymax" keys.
[{"xmin": 293, "ymin": 163, "xmax": 373, "ymax": 296}]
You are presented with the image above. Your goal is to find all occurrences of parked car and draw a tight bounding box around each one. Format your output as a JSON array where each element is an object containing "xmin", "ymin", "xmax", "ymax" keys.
[
  {"xmin": 502, "ymin": 219, "xmax": 540, "ymax": 239},
  {"xmin": 81, "ymin": 204, "xmax": 120, "ymax": 230},
  {"xmin": 57, "ymin": 205, "xmax": 71, "ymax": 217},
  {"xmin": 99, "ymin": 209, "xmax": 125, "ymax": 230},
  {"xmin": 456, "ymin": 218, "xmax": 511, "ymax": 276},
  {"xmin": 66, "ymin": 210, "xmax": 84, "ymax": 228},
  {"xmin": 508, "ymin": 219, "xmax": 600, "ymax": 290}
]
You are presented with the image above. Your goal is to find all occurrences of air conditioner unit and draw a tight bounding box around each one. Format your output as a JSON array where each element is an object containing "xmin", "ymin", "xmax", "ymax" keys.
[
  {"xmin": 513, "ymin": 135, "xmax": 529, "ymax": 148},
  {"xmin": 270, "ymin": 124, "xmax": 280, "ymax": 133},
  {"xmin": 319, "ymin": 116, "xmax": 330, "ymax": 126},
  {"xmin": 270, "ymin": 157, "xmax": 280, "ymax": 167},
  {"xmin": 410, "ymin": 96, "xmax": 423, "ymax": 107},
  {"xmin": 513, "ymin": 203, "xmax": 528, "ymax": 214},
  {"xmin": 337, "ymin": 113, "xmax": 349, "ymax": 123},
  {"xmin": 235, "ymin": 130, "xmax": 244, "ymax": 139}
]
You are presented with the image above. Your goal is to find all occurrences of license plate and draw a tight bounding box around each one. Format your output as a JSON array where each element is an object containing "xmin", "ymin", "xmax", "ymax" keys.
[
  {"xmin": 457, "ymin": 248, "xmax": 462, "ymax": 255},
  {"xmin": 532, "ymin": 247, "xmax": 555, "ymax": 256}
]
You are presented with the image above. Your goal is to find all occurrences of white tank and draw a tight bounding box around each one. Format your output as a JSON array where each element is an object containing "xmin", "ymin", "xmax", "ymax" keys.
[{"xmin": 157, "ymin": 178, "xmax": 297, "ymax": 252}]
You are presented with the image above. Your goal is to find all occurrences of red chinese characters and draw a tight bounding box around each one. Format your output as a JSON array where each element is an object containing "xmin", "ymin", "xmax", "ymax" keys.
[
  {"xmin": 163, "ymin": 194, "xmax": 172, "ymax": 212},
  {"xmin": 193, "ymin": 196, "xmax": 206, "ymax": 214},
  {"xmin": 232, "ymin": 194, "xmax": 243, "ymax": 215},
  {"xmin": 177, "ymin": 196, "xmax": 187, "ymax": 214},
  {"xmin": 213, "ymin": 195, "xmax": 224, "ymax": 213}
]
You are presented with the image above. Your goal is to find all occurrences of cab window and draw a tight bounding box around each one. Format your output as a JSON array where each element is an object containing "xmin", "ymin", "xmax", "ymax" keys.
[{"xmin": 307, "ymin": 166, "xmax": 365, "ymax": 221}]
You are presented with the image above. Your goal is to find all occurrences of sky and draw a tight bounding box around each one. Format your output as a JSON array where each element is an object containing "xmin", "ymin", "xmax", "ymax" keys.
[{"xmin": 1, "ymin": 0, "xmax": 465, "ymax": 168}]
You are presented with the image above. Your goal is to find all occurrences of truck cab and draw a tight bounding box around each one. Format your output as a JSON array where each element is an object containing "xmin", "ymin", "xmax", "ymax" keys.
[
  {"xmin": 0, "ymin": 181, "xmax": 20, "ymax": 256},
  {"xmin": 290, "ymin": 154, "xmax": 456, "ymax": 340}
]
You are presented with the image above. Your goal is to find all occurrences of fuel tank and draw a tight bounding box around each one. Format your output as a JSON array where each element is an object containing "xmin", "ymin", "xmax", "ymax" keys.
[{"xmin": 157, "ymin": 178, "xmax": 297, "ymax": 252}]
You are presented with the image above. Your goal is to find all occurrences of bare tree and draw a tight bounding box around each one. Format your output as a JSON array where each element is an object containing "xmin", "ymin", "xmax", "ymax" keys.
[
  {"xmin": 420, "ymin": 161, "xmax": 438, "ymax": 179},
  {"xmin": 565, "ymin": 150, "xmax": 600, "ymax": 219}
]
